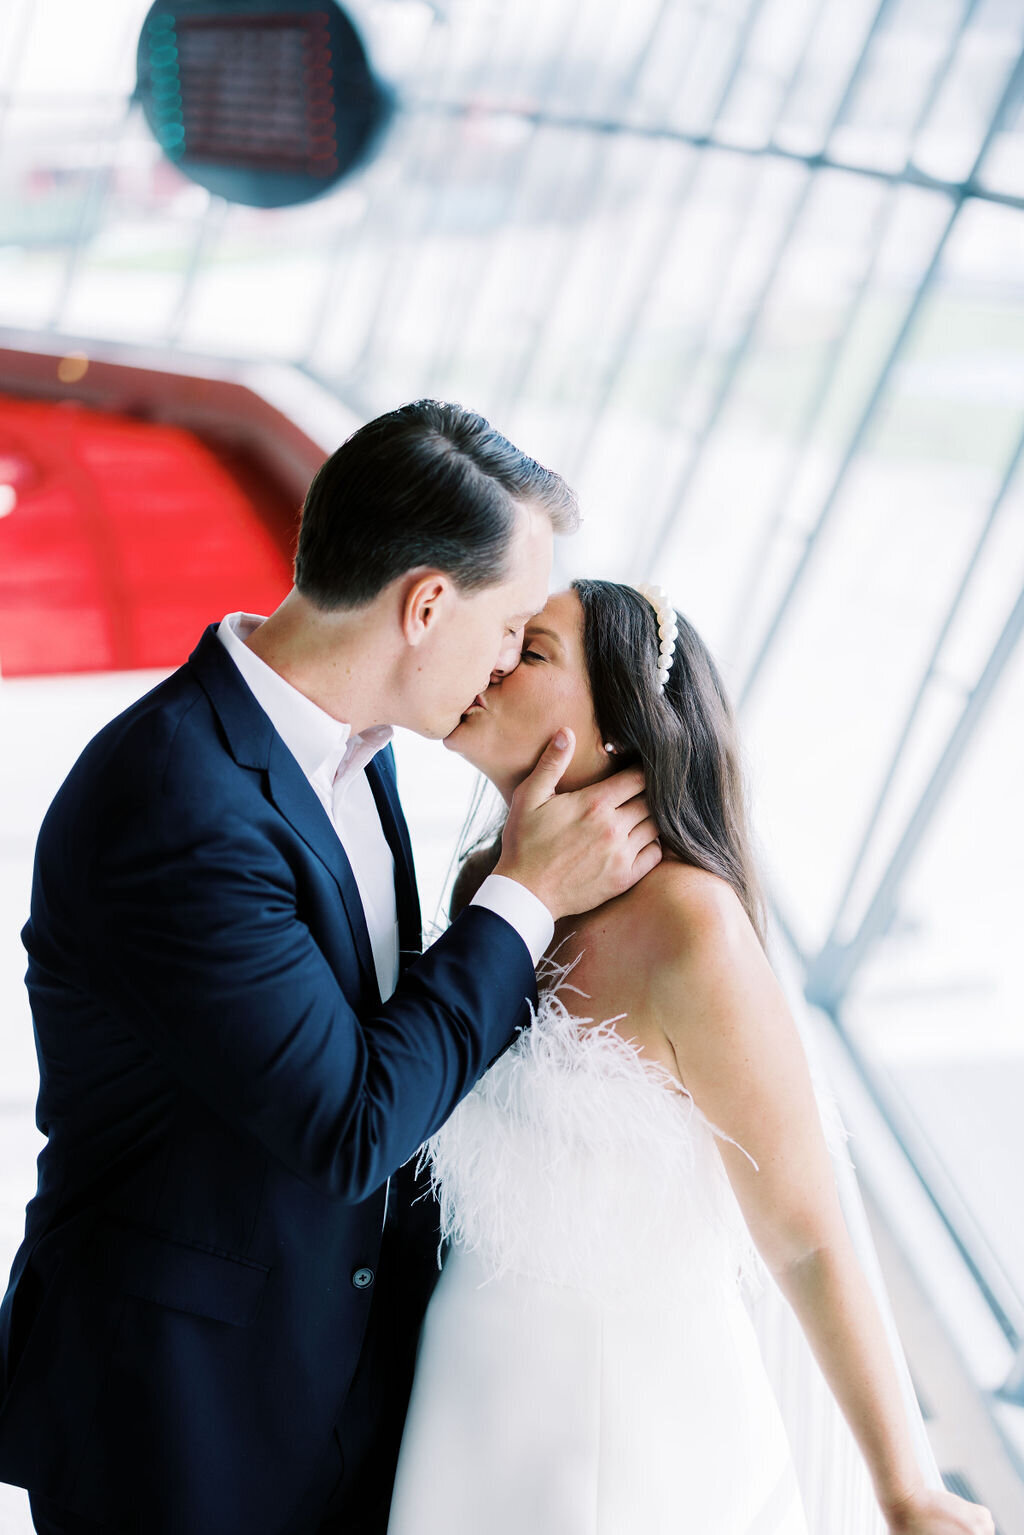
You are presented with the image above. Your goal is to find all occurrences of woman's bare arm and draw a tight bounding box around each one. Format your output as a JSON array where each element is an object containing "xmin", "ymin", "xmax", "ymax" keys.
[{"xmin": 645, "ymin": 869, "xmax": 992, "ymax": 1535}]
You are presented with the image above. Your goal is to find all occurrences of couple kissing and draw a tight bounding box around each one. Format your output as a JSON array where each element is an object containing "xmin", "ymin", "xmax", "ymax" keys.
[{"xmin": 0, "ymin": 401, "xmax": 991, "ymax": 1535}]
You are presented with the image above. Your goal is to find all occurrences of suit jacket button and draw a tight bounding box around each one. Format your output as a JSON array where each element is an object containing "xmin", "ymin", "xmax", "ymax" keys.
[{"xmin": 352, "ymin": 1267, "xmax": 374, "ymax": 1290}]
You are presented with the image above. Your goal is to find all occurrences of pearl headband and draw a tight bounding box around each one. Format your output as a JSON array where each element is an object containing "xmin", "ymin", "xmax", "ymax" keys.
[{"xmin": 636, "ymin": 583, "xmax": 679, "ymax": 694}]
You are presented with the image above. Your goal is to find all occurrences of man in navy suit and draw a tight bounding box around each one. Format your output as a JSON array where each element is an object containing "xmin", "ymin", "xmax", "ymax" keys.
[{"xmin": 0, "ymin": 401, "xmax": 660, "ymax": 1534}]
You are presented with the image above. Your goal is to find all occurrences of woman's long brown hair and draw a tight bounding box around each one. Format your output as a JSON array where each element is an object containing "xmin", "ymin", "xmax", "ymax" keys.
[{"xmin": 572, "ymin": 578, "xmax": 765, "ymax": 944}]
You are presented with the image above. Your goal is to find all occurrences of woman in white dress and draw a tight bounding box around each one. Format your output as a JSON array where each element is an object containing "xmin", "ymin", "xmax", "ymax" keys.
[{"xmin": 386, "ymin": 579, "xmax": 993, "ymax": 1535}]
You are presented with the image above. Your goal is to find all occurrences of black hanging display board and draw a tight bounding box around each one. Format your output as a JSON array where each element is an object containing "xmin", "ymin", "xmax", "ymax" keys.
[{"xmin": 136, "ymin": 0, "xmax": 392, "ymax": 207}]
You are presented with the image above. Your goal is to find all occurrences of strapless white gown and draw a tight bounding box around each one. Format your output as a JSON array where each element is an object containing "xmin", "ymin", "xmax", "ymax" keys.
[{"xmin": 387, "ymin": 988, "xmax": 903, "ymax": 1535}]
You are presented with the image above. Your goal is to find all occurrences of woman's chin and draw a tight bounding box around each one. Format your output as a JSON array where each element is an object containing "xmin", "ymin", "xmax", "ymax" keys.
[
  {"xmin": 442, "ymin": 728, "xmax": 510, "ymax": 796},
  {"xmin": 443, "ymin": 719, "xmax": 486, "ymax": 767},
  {"xmin": 442, "ymin": 720, "xmax": 471, "ymax": 754}
]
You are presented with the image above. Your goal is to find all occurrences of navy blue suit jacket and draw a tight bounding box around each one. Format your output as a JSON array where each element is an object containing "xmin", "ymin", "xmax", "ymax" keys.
[{"xmin": 0, "ymin": 626, "xmax": 536, "ymax": 1533}]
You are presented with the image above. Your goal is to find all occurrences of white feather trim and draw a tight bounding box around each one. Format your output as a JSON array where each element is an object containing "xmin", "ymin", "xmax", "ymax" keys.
[{"xmin": 419, "ymin": 976, "xmax": 763, "ymax": 1306}]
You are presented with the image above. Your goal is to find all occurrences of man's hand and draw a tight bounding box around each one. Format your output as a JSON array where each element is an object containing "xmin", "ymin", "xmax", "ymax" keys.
[{"xmin": 493, "ymin": 729, "xmax": 662, "ymax": 920}]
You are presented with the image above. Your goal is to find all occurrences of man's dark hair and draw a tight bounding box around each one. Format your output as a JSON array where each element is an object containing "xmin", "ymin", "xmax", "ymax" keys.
[{"xmin": 293, "ymin": 399, "xmax": 579, "ymax": 609}]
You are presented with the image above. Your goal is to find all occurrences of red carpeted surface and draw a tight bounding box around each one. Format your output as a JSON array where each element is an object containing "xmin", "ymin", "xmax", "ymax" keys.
[{"xmin": 0, "ymin": 392, "xmax": 296, "ymax": 677}]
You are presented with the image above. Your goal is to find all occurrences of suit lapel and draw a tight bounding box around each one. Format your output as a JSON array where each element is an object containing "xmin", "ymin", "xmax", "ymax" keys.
[
  {"xmin": 265, "ymin": 738, "xmax": 378, "ymax": 992},
  {"xmin": 366, "ymin": 749, "xmax": 422, "ymax": 971},
  {"xmin": 188, "ymin": 625, "xmax": 378, "ymax": 994}
]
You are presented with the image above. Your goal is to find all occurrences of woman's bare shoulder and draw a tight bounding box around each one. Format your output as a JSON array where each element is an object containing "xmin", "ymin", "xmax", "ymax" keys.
[
  {"xmin": 624, "ymin": 858, "xmax": 748, "ymax": 949},
  {"xmin": 563, "ymin": 861, "xmax": 756, "ymax": 999},
  {"xmin": 549, "ymin": 862, "xmax": 756, "ymax": 1004}
]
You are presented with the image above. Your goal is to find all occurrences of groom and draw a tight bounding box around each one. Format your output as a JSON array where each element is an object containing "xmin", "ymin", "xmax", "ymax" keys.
[{"xmin": 0, "ymin": 401, "xmax": 660, "ymax": 1534}]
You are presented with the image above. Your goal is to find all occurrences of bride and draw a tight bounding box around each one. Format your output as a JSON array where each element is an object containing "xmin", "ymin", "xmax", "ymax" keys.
[{"xmin": 386, "ymin": 578, "xmax": 993, "ymax": 1535}]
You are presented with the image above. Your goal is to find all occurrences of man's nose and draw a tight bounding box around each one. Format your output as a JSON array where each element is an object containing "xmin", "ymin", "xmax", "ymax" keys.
[{"xmin": 492, "ymin": 630, "xmax": 523, "ymax": 681}]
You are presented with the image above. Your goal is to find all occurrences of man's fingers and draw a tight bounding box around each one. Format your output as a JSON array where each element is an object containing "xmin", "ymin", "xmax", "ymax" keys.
[
  {"xmin": 592, "ymin": 766, "xmax": 645, "ymax": 808},
  {"xmin": 627, "ymin": 815, "xmax": 659, "ymax": 854},
  {"xmin": 631, "ymin": 839, "xmax": 663, "ymax": 881},
  {"xmin": 617, "ymin": 794, "xmax": 653, "ymax": 835},
  {"xmin": 516, "ymin": 728, "xmax": 576, "ymax": 810}
]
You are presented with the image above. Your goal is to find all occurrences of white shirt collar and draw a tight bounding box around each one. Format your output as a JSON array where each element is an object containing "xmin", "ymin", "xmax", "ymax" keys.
[{"xmin": 217, "ymin": 613, "xmax": 392, "ymax": 789}]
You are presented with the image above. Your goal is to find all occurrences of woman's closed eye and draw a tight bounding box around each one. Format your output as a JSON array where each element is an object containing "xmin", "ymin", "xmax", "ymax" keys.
[{"xmin": 521, "ymin": 648, "xmax": 547, "ymax": 662}]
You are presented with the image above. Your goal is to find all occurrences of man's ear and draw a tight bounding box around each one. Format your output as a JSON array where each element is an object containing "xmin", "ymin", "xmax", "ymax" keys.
[{"xmin": 401, "ymin": 571, "xmax": 450, "ymax": 647}]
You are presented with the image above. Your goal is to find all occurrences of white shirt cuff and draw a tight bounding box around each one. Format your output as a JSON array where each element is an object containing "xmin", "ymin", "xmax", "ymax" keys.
[{"xmin": 471, "ymin": 874, "xmax": 554, "ymax": 968}]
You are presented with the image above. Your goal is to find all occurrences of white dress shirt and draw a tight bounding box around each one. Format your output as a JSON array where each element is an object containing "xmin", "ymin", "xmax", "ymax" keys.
[{"xmin": 216, "ymin": 614, "xmax": 554, "ymax": 999}]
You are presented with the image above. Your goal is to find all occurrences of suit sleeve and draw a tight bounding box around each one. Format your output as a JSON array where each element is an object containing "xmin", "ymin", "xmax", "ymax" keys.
[{"xmin": 75, "ymin": 794, "xmax": 535, "ymax": 1204}]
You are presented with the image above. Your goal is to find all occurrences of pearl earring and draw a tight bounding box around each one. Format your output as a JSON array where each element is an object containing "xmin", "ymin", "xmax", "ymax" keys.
[{"xmin": 604, "ymin": 742, "xmax": 618, "ymax": 754}]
